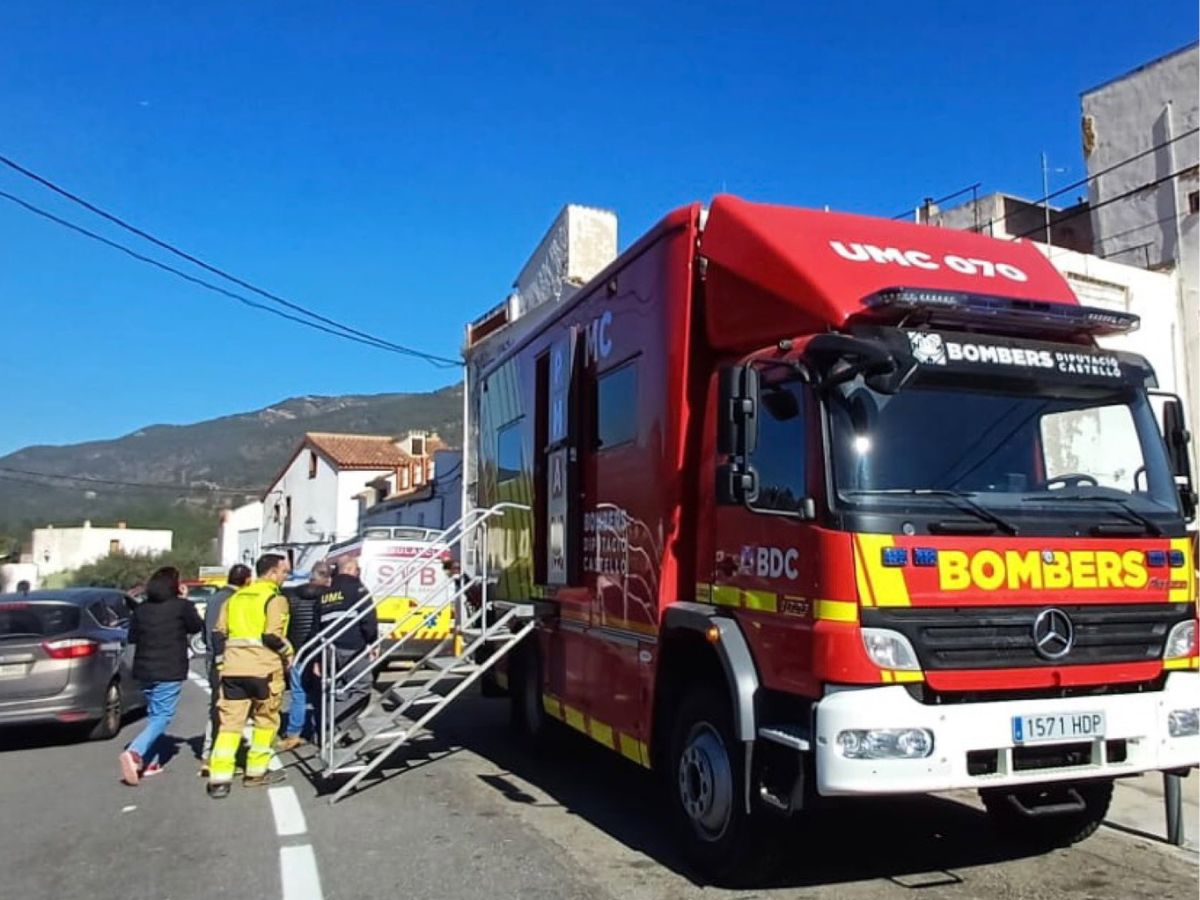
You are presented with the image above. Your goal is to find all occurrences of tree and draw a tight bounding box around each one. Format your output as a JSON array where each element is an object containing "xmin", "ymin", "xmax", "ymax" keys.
[{"xmin": 69, "ymin": 545, "xmax": 216, "ymax": 590}]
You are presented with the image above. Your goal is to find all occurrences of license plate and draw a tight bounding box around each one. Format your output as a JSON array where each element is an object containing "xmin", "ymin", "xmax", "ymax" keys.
[
  {"xmin": 1012, "ymin": 711, "xmax": 1105, "ymax": 744},
  {"xmin": 0, "ymin": 663, "xmax": 26, "ymax": 678}
]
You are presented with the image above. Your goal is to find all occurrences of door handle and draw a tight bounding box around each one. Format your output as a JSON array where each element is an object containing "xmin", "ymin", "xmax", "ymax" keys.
[{"xmin": 716, "ymin": 556, "xmax": 739, "ymax": 577}]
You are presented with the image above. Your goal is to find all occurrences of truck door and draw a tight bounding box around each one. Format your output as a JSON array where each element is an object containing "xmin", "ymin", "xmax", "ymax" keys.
[{"xmin": 711, "ymin": 369, "xmax": 823, "ymax": 698}]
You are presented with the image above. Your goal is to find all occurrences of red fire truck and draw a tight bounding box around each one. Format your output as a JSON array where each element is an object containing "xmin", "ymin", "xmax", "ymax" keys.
[{"xmin": 463, "ymin": 196, "xmax": 1198, "ymax": 881}]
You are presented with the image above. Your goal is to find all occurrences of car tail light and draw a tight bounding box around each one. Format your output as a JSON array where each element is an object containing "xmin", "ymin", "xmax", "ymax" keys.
[{"xmin": 43, "ymin": 638, "xmax": 99, "ymax": 659}]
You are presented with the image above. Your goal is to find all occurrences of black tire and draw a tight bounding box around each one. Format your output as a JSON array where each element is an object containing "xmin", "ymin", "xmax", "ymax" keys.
[
  {"xmin": 667, "ymin": 685, "xmax": 779, "ymax": 886},
  {"xmin": 87, "ymin": 680, "xmax": 123, "ymax": 741},
  {"xmin": 508, "ymin": 640, "xmax": 551, "ymax": 745},
  {"xmin": 981, "ymin": 779, "xmax": 1113, "ymax": 848}
]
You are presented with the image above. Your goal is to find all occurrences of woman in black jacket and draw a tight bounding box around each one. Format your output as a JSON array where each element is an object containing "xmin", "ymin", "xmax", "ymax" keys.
[{"xmin": 119, "ymin": 566, "xmax": 203, "ymax": 785}]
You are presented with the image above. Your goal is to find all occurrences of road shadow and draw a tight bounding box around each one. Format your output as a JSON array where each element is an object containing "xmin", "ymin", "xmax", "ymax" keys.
[
  {"xmin": 0, "ymin": 706, "xmax": 150, "ymax": 753},
  {"xmin": 350, "ymin": 689, "xmax": 1053, "ymax": 889}
]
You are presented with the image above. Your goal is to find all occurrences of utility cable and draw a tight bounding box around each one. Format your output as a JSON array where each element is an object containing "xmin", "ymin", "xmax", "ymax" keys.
[
  {"xmin": 0, "ymin": 189, "xmax": 447, "ymax": 359},
  {"xmin": 0, "ymin": 465, "xmax": 260, "ymax": 494},
  {"xmin": 0, "ymin": 153, "xmax": 459, "ymax": 367}
]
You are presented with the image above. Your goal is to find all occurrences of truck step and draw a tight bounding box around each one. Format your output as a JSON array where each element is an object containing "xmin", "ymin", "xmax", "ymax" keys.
[{"xmin": 758, "ymin": 725, "xmax": 812, "ymax": 752}]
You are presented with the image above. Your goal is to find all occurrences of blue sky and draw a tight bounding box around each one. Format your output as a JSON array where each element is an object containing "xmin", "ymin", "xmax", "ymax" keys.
[{"xmin": 0, "ymin": 2, "xmax": 1195, "ymax": 455}]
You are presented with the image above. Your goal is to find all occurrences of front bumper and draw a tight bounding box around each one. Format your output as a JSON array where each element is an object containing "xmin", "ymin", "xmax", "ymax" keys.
[{"xmin": 814, "ymin": 672, "xmax": 1200, "ymax": 796}]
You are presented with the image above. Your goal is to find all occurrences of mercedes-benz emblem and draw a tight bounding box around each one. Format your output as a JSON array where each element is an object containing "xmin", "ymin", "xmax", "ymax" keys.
[{"xmin": 1033, "ymin": 608, "xmax": 1074, "ymax": 660}]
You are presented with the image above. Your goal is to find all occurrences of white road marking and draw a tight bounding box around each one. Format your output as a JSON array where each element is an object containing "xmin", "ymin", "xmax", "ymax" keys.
[
  {"xmin": 187, "ymin": 670, "xmax": 212, "ymax": 695},
  {"xmin": 268, "ymin": 786, "xmax": 308, "ymax": 837},
  {"xmin": 121, "ymin": 805, "xmax": 136, "ymax": 813},
  {"xmin": 279, "ymin": 845, "xmax": 324, "ymax": 900}
]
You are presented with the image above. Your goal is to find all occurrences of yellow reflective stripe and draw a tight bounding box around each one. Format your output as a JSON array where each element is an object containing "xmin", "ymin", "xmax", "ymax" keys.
[
  {"xmin": 695, "ymin": 582, "xmax": 714, "ymax": 604},
  {"xmin": 619, "ymin": 733, "xmax": 643, "ymax": 764},
  {"xmin": 880, "ymin": 669, "xmax": 924, "ymax": 683},
  {"xmin": 1169, "ymin": 538, "xmax": 1195, "ymax": 602},
  {"xmin": 588, "ymin": 718, "xmax": 614, "ymax": 748},
  {"xmin": 1164, "ymin": 656, "xmax": 1199, "ymax": 670},
  {"xmin": 852, "ymin": 537, "xmax": 875, "ymax": 607},
  {"xmin": 855, "ymin": 534, "xmax": 910, "ymax": 607},
  {"xmin": 712, "ymin": 585, "xmax": 740, "ymax": 608},
  {"xmin": 814, "ymin": 599, "xmax": 858, "ymax": 622},
  {"xmin": 742, "ymin": 590, "xmax": 778, "ymax": 612},
  {"xmin": 710, "ymin": 585, "xmax": 777, "ymax": 612},
  {"xmin": 542, "ymin": 694, "xmax": 563, "ymax": 720},
  {"xmin": 563, "ymin": 704, "xmax": 586, "ymax": 732}
]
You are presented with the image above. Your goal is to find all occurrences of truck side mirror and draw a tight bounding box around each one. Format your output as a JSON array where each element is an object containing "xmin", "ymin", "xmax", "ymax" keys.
[
  {"xmin": 1153, "ymin": 393, "xmax": 1197, "ymax": 522},
  {"xmin": 717, "ymin": 365, "xmax": 758, "ymax": 458},
  {"xmin": 716, "ymin": 464, "xmax": 759, "ymax": 506}
]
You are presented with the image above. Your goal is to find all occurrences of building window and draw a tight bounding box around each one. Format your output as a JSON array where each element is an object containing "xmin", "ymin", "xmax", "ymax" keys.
[
  {"xmin": 497, "ymin": 420, "xmax": 523, "ymax": 483},
  {"xmin": 595, "ymin": 361, "xmax": 638, "ymax": 450},
  {"xmin": 414, "ymin": 465, "xmax": 424, "ymax": 485},
  {"xmin": 399, "ymin": 468, "xmax": 410, "ymax": 490},
  {"xmin": 273, "ymin": 502, "xmax": 281, "ymax": 524},
  {"xmin": 308, "ymin": 450, "xmax": 318, "ymax": 479},
  {"xmin": 1189, "ymin": 191, "xmax": 1199, "ymax": 215},
  {"xmin": 108, "ymin": 539, "xmax": 121, "ymax": 555},
  {"xmin": 411, "ymin": 435, "xmax": 425, "ymax": 457}
]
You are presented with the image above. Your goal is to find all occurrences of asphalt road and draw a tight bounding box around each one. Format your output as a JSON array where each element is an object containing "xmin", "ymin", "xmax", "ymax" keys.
[{"xmin": 0, "ymin": 661, "xmax": 1196, "ymax": 900}]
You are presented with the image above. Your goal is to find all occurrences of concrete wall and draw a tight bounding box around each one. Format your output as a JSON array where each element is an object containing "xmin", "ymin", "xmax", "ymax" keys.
[
  {"xmin": 218, "ymin": 501, "xmax": 263, "ymax": 567},
  {"xmin": 360, "ymin": 450, "xmax": 463, "ymax": 532},
  {"xmin": 1082, "ymin": 44, "xmax": 1199, "ymax": 442},
  {"xmin": 1039, "ymin": 242, "xmax": 1197, "ymax": 483},
  {"xmin": 31, "ymin": 523, "xmax": 173, "ymax": 577}
]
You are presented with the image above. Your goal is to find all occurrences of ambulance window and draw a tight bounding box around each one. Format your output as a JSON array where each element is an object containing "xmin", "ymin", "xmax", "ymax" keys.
[
  {"xmin": 750, "ymin": 382, "xmax": 808, "ymax": 511},
  {"xmin": 497, "ymin": 420, "xmax": 523, "ymax": 483},
  {"xmin": 595, "ymin": 361, "xmax": 637, "ymax": 450}
]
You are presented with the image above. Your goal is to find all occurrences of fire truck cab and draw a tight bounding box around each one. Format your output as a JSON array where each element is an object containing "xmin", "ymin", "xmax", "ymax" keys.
[{"xmin": 463, "ymin": 196, "xmax": 1198, "ymax": 882}]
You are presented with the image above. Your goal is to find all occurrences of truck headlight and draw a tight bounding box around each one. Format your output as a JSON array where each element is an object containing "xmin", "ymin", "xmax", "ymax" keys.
[
  {"xmin": 837, "ymin": 728, "xmax": 934, "ymax": 759},
  {"xmin": 861, "ymin": 628, "xmax": 920, "ymax": 671},
  {"xmin": 1164, "ymin": 620, "xmax": 1196, "ymax": 660},
  {"xmin": 1168, "ymin": 709, "xmax": 1199, "ymax": 737}
]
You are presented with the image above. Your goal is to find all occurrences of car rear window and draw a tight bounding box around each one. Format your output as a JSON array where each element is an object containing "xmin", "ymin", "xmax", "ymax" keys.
[{"xmin": 0, "ymin": 602, "xmax": 82, "ymax": 638}]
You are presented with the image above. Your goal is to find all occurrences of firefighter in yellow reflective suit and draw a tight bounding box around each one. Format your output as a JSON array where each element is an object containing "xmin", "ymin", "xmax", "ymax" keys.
[{"xmin": 207, "ymin": 554, "xmax": 293, "ymax": 799}]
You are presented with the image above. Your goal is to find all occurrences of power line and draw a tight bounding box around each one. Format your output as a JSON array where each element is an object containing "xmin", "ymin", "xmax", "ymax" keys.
[
  {"xmin": 1010, "ymin": 164, "xmax": 1194, "ymax": 240},
  {"xmin": 0, "ymin": 189, "xmax": 448, "ymax": 359},
  {"xmin": 0, "ymin": 153, "xmax": 460, "ymax": 368},
  {"xmin": 895, "ymin": 126, "xmax": 1198, "ymax": 230},
  {"xmin": 0, "ymin": 465, "xmax": 261, "ymax": 495}
]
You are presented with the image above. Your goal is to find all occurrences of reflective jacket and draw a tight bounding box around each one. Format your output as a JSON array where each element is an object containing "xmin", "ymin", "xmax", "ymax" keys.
[{"xmin": 214, "ymin": 580, "xmax": 293, "ymax": 679}]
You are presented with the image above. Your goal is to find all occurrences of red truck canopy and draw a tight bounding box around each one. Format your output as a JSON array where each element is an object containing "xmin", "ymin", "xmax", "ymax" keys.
[{"xmin": 699, "ymin": 195, "xmax": 1079, "ymax": 352}]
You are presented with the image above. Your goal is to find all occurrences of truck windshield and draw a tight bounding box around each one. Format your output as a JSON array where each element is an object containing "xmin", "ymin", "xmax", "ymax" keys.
[{"xmin": 826, "ymin": 377, "xmax": 1180, "ymax": 524}]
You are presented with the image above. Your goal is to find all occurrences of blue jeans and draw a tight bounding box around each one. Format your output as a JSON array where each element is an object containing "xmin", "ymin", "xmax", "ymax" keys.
[
  {"xmin": 126, "ymin": 681, "xmax": 184, "ymax": 764},
  {"xmin": 284, "ymin": 665, "xmax": 311, "ymax": 739}
]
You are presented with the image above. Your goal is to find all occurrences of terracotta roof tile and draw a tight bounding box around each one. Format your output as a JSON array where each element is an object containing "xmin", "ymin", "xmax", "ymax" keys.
[{"xmin": 306, "ymin": 432, "xmax": 414, "ymax": 469}]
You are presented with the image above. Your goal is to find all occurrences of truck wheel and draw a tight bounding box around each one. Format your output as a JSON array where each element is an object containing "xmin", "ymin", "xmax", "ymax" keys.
[
  {"xmin": 668, "ymin": 686, "xmax": 778, "ymax": 886},
  {"xmin": 87, "ymin": 681, "xmax": 123, "ymax": 741},
  {"xmin": 981, "ymin": 779, "xmax": 1113, "ymax": 848},
  {"xmin": 509, "ymin": 641, "xmax": 549, "ymax": 744}
]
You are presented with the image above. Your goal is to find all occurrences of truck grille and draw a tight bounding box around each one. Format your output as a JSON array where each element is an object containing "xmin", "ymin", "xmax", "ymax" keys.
[{"xmin": 862, "ymin": 604, "xmax": 1192, "ymax": 670}]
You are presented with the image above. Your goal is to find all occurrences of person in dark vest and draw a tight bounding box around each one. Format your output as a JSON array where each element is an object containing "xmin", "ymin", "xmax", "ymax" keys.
[
  {"xmin": 276, "ymin": 560, "xmax": 330, "ymax": 751},
  {"xmin": 119, "ymin": 566, "xmax": 204, "ymax": 785}
]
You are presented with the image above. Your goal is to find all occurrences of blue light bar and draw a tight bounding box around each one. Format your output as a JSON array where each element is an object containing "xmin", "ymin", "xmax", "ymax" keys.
[
  {"xmin": 882, "ymin": 547, "xmax": 908, "ymax": 567},
  {"xmin": 1147, "ymin": 550, "xmax": 1167, "ymax": 567},
  {"xmin": 1169, "ymin": 549, "xmax": 1186, "ymax": 568},
  {"xmin": 862, "ymin": 287, "xmax": 1140, "ymax": 337},
  {"xmin": 913, "ymin": 548, "xmax": 938, "ymax": 567}
]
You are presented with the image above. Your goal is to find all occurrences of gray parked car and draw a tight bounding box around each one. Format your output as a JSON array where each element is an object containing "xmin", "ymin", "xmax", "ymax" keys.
[{"xmin": 0, "ymin": 588, "xmax": 147, "ymax": 740}]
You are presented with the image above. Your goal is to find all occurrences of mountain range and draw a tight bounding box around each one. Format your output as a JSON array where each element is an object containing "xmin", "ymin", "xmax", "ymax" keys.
[{"xmin": 0, "ymin": 385, "xmax": 463, "ymax": 538}]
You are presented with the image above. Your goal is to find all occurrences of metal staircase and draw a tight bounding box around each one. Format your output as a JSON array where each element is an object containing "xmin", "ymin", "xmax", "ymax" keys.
[{"xmin": 290, "ymin": 503, "xmax": 536, "ymax": 802}]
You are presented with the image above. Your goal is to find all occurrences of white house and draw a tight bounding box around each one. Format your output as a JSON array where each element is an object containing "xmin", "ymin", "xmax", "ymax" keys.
[
  {"xmin": 259, "ymin": 432, "xmax": 442, "ymax": 572},
  {"xmin": 30, "ymin": 522, "xmax": 173, "ymax": 577},
  {"xmin": 217, "ymin": 500, "xmax": 264, "ymax": 568}
]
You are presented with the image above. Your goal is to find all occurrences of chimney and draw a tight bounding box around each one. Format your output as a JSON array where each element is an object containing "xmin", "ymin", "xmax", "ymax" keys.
[
  {"xmin": 83, "ymin": 520, "xmax": 91, "ymax": 528},
  {"xmin": 117, "ymin": 521, "xmax": 127, "ymax": 529}
]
